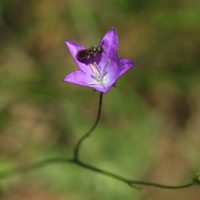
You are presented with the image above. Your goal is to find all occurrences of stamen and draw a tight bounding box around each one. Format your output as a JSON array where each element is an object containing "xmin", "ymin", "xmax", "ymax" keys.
[
  {"xmin": 102, "ymin": 59, "xmax": 110, "ymax": 74},
  {"xmin": 89, "ymin": 63, "xmax": 100, "ymax": 77},
  {"xmin": 93, "ymin": 62, "xmax": 101, "ymax": 75}
]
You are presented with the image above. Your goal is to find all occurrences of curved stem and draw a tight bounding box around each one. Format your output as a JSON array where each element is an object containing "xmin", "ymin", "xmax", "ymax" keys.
[
  {"xmin": 73, "ymin": 159, "xmax": 140, "ymax": 189},
  {"xmin": 0, "ymin": 90, "xmax": 196, "ymax": 190},
  {"xmin": 128, "ymin": 181, "xmax": 193, "ymax": 189},
  {"xmin": 0, "ymin": 157, "xmax": 195, "ymax": 190},
  {"xmin": 73, "ymin": 160, "xmax": 194, "ymax": 190},
  {"xmin": 74, "ymin": 92, "xmax": 103, "ymax": 160}
]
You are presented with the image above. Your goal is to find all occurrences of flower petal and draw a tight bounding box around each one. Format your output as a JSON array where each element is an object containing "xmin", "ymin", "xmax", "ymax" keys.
[
  {"xmin": 99, "ymin": 28, "xmax": 118, "ymax": 64},
  {"xmin": 118, "ymin": 58, "xmax": 135, "ymax": 77},
  {"xmin": 65, "ymin": 41, "xmax": 89, "ymax": 72},
  {"xmin": 63, "ymin": 70, "xmax": 112, "ymax": 93},
  {"xmin": 64, "ymin": 70, "xmax": 90, "ymax": 87}
]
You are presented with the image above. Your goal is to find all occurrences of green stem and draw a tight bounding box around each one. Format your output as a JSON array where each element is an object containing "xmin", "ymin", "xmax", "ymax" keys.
[
  {"xmin": 73, "ymin": 160, "xmax": 194, "ymax": 190},
  {"xmin": 73, "ymin": 159, "xmax": 140, "ymax": 189},
  {"xmin": 0, "ymin": 157, "xmax": 195, "ymax": 190},
  {"xmin": 74, "ymin": 92, "xmax": 103, "ymax": 160},
  {"xmin": 0, "ymin": 90, "xmax": 196, "ymax": 190},
  {"xmin": 128, "ymin": 181, "xmax": 193, "ymax": 189}
]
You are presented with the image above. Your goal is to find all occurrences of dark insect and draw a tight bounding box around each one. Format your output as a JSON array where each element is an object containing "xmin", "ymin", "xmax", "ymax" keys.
[{"xmin": 76, "ymin": 46, "xmax": 104, "ymax": 61}]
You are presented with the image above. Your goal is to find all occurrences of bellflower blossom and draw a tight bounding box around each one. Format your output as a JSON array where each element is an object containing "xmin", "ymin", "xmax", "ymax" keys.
[{"xmin": 63, "ymin": 28, "xmax": 134, "ymax": 93}]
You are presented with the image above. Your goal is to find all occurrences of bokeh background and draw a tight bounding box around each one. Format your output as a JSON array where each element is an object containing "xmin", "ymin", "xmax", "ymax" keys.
[{"xmin": 0, "ymin": 0, "xmax": 200, "ymax": 199}]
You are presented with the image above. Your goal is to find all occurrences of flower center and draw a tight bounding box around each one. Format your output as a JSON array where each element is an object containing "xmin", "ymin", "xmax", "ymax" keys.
[{"xmin": 88, "ymin": 59, "xmax": 110, "ymax": 87}]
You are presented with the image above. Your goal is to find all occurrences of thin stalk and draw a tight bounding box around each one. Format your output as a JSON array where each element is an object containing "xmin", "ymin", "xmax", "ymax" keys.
[
  {"xmin": 74, "ymin": 92, "xmax": 103, "ymax": 160},
  {"xmin": 73, "ymin": 160, "xmax": 194, "ymax": 190},
  {"xmin": 0, "ymin": 157, "xmax": 195, "ymax": 190}
]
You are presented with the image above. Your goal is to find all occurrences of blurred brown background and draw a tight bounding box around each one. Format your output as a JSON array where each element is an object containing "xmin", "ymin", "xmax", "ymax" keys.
[{"xmin": 0, "ymin": 0, "xmax": 200, "ymax": 199}]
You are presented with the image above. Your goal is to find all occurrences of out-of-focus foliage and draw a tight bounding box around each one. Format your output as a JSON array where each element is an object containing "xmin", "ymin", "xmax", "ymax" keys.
[{"xmin": 0, "ymin": 0, "xmax": 200, "ymax": 199}]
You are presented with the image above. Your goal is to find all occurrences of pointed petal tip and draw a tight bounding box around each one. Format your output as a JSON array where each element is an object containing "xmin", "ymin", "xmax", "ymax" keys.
[
  {"xmin": 65, "ymin": 41, "xmax": 80, "ymax": 46},
  {"xmin": 63, "ymin": 76, "xmax": 68, "ymax": 82},
  {"xmin": 65, "ymin": 41, "xmax": 72, "ymax": 48},
  {"xmin": 109, "ymin": 27, "xmax": 117, "ymax": 35},
  {"xmin": 65, "ymin": 41, "xmax": 69, "ymax": 46}
]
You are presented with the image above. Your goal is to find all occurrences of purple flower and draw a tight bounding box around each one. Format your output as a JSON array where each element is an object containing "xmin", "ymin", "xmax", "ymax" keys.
[{"xmin": 63, "ymin": 28, "xmax": 135, "ymax": 93}]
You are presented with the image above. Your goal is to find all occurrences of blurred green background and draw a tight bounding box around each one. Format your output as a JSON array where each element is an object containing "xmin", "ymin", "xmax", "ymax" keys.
[{"xmin": 0, "ymin": 0, "xmax": 200, "ymax": 199}]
